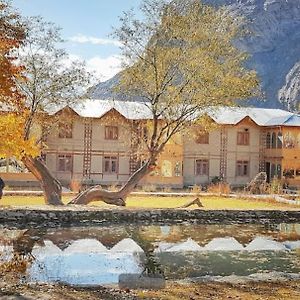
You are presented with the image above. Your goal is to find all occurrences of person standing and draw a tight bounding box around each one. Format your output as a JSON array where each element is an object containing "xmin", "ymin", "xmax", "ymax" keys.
[{"xmin": 0, "ymin": 177, "xmax": 5, "ymax": 199}]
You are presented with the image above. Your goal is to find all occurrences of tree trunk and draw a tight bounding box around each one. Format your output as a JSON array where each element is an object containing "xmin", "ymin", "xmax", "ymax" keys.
[
  {"xmin": 69, "ymin": 159, "xmax": 155, "ymax": 206},
  {"xmin": 22, "ymin": 155, "xmax": 63, "ymax": 205}
]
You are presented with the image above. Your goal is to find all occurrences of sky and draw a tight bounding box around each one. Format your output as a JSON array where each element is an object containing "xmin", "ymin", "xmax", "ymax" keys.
[{"xmin": 12, "ymin": 0, "xmax": 142, "ymax": 82}]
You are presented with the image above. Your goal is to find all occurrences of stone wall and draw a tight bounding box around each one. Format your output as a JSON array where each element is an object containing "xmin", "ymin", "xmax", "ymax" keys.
[{"xmin": 0, "ymin": 208, "xmax": 299, "ymax": 229}]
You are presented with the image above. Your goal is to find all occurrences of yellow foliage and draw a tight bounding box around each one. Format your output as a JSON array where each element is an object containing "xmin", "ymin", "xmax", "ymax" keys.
[
  {"xmin": 115, "ymin": 0, "xmax": 260, "ymax": 155},
  {"xmin": 0, "ymin": 114, "xmax": 39, "ymax": 159}
]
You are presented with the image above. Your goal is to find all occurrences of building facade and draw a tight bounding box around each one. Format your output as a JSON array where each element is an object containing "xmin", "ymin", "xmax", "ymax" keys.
[{"xmin": 43, "ymin": 100, "xmax": 300, "ymax": 188}]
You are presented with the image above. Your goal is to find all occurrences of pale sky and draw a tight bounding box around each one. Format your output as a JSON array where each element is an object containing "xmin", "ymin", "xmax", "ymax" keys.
[{"xmin": 12, "ymin": 0, "xmax": 143, "ymax": 82}]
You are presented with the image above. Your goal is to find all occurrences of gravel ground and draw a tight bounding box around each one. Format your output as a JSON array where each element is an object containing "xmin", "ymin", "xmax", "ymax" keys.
[{"xmin": 1, "ymin": 280, "xmax": 300, "ymax": 300}]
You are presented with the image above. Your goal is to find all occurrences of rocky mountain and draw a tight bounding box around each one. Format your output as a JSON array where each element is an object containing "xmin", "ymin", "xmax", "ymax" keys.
[{"xmin": 90, "ymin": 0, "xmax": 300, "ymax": 111}]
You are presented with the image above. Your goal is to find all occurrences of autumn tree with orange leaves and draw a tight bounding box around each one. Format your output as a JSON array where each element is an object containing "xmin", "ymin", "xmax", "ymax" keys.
[{"xmin": 0, "ymin": 1, "xmax": 38, "ymax": 159}]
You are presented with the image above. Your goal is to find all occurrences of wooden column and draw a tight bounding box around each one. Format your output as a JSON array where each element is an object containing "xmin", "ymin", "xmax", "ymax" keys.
[
  {"xmin": 83, "ymin": 119, "xmax": 93, "ymax": 179},
  {"xmin": 219, "ymin": 126, "xmax": 228, "ymax": 181}
]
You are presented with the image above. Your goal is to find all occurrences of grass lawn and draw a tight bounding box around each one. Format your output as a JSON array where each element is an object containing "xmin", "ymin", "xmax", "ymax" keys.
[{"xmin": 0, "ymin": 194, "xmax": 299, "ymax": 210}]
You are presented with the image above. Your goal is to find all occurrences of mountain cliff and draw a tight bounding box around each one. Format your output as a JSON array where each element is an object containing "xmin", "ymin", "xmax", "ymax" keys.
[{"xmin": 90, "ymin": 0, "xmax": 300, "ymax": 111}]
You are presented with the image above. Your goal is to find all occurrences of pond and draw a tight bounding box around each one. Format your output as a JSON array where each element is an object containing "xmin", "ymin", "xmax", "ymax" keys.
[{"xmin": 0, "ymin": 223, "xmax": 300, "ymax": 286}]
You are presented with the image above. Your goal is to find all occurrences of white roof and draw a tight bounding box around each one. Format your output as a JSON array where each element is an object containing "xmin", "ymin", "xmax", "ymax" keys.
[
  {"xmin": 63, "ymin": 99, "xmax": 152, "ymax": 120},
  {"xmin": 209, "ymin": 107, "xmax": 298, "ymax": 126},
  {"xmin": 54, "ymin": 99, "xmax": 300, "ymax": 127}
]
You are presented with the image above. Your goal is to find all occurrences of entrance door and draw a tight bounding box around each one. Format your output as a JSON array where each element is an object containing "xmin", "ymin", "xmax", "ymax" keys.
[{"xmin": 265, "ymin": 162, "xmax": 271, "ymax": 183}]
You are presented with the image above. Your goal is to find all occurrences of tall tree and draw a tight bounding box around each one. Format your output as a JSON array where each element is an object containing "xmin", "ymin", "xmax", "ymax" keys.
[
  {"xmin": 0, "ymin": 1, "xmax": 38, "ymax": 160},
  {"xmin": 70, "ymin": 0, "xmax": 259, "ymax": 205},
  {"xmin": 0, "ymin": 0, "xmax": 24, "ymax": 102},
  {"xmin": 16, "ymin": 17, "xmax": 91, "ymax": 205}
]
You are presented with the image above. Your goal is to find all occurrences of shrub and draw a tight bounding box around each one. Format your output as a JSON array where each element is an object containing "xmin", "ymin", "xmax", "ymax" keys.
[
  {"xmin": 162, "ymin": 186, "xmax": 172, "ymax": 193},
  {"xmin": 70, "ymin": 179, "xmax": 81, "ymax": 193},
  {"xmin": 267, "ymin": 177, "xmax": 283, "ymax": 194},
  {"xmin": 107, "ymin": 184, "xmax": 119, "ymax": 191},
  {"xmin": 190, "ymin": 184, "xmax": 202, "ymax": 194},
  {"xmin": 141, "ymin": 184, "xmax": 157, "ymax": 192},
  {"xmin": 207, "ymin": 182, "xmax": 231, "ymax": 194},
  {"xmin": 211, "ymin": 176, "xmax": 222, "ymax": 184}
]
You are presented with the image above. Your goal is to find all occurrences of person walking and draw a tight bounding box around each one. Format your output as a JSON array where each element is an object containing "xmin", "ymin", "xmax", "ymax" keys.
[{"xmin": 0, "ymin": 177, "xmax": 5, "ymax": 199}]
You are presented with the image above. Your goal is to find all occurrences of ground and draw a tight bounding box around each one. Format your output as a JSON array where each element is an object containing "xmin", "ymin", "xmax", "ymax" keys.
[
  {"xmin": 0, "ymin": 280, "xmax": 300, "ymax": 300},
  {"xmin": 0, "ymin": 195, "xmax": 299, "ymax": 210},
  {"xmin": 138, "ymin": 281, "xmax": 300, "ymax": 300},
  {"xmin": 1, "ymin": 194, "xmax": 299, "ymax": 299}
]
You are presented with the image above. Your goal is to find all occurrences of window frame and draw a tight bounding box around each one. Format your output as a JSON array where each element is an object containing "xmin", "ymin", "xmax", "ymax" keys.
[
  {"xmin": 58, "ymin": 122, "xmax": 73, "ymax": 139},
  {"xmin": 105, "ymin": 126, "xmax": 119, "ymax": 140},
  {"xmin": 195, "ymin": 132, "xmax": 209, "ymax": 144},
  {"xmin": 237, "ymin": 131, "xmax": 250, "ymax": 146},
  {"xmin": 57, "ymin": 154, "xmax": 73, "ymax": 172},
  {"xmin": 195, "ymin": 159, "xmax": 209, "ymax": 176},
  {"xmin": 103, "ymin": 156, "xmax": 118, "ymax": 174},
  {"xmin": 236, "ymin": 160, "xmax": 249, "ymax": 177}
]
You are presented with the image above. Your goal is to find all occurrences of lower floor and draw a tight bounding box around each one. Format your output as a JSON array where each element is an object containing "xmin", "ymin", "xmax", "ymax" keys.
[
  {"xmin": 42, "ymin": 149, "xmax": 296, "ymax": 188},
  {"xmin": 2, "ymin": 151, "xmax": 300, "ymax": 189}
]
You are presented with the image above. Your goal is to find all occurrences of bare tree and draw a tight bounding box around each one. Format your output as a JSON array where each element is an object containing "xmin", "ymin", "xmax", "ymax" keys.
[
  {"xmin": 70, "ymin": 0, "xmax": 259, "ymax": 205},
  {"xmin": 16, "ymin": 17, "xmax": 91, "ymax": 205}
]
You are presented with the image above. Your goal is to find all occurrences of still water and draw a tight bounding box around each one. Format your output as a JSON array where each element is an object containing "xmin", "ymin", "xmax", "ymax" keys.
[{"xmin": 0, "ymin": 223, "xmax": 299, "ymax": 285}]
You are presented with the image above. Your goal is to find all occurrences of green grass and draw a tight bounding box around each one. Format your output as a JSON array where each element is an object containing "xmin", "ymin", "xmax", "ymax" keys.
[{"xmin": 0, "ymin": 195, "xmax": 299, "ymax": 210}]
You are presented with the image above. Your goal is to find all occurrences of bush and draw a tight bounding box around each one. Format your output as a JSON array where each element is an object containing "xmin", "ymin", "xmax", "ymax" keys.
[
  {"xmin": 141, "ymin": 184, "xmax": 157, "ymax": 192},
  {"xmin": 162, "ymin": 186, "xmax": 172, "ymax": 193},
  {"xmin": 70, "ymin": 179, "xmax": 81, "ymax": 193},
  {"xmin": 267, "ymin": 177, "xmax": 283, "ymax": 194},
  {"xmin": 211, "ymin": 176, "xmax": 222, "ymax": 184},
  {"xmin": 207, "ymin": 182, "xmax": 231, "ymax": 194},
  {"xmin": 107, "ymin": 184, "xmax": 119, "ymax": 191},
  {"xmin": 190, "ymin": 184, "xmax": 202, "ymax": 194}
]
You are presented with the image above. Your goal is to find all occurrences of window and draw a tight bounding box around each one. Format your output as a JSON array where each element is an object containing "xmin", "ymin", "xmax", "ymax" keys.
[
  {"xmin": 237, "ymin": 131, "xmax": 249, "ymax": 145},
  {"xmin": 277, "ymin": 132, "xmax": 283, "ymax": 148},
  {"xmin": 103, "ymin": 156, "xmax": 118, "ymax": 174},
  {"xmin": 266, "ymin": 132, "xmax": 271, "ymax": 149},
  {"xmin": 174, "ymin": 162, "xmax": 182, "ymax": 177},
  {"xmin": 236, "ymin": 160, "xmax": 249, "ymax": 176},
  {"xmin": 271, "ymin": 132, "xmax": 276, "ymax": 148},
  {"xmin": 58, "ymin": 122, "xmax": 72, "ymax": 138},
  {"xmin": 105, "ymin": 126, "xmax": 118, "ymax": 140},
  {"xmin": 195, "ymin": 159, "xmax": 209, "ymax": 176},
  {"xmin": 195, "ymin": 132, "xmax": 209, "ymax": 144},
  {"xmin": 284, "ymin": 132, "xmax": 295, "ymax": 148},
  {"xmin": 57, "ymin": 154, "xmax": 72, "ymax": 172},
  {"xmin": 162, "ymin": 160, "xmax": 172, "ymax": 177}
]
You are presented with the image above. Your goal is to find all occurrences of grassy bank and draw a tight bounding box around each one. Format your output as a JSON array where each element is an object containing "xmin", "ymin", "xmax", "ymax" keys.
[{"xmin": 0, "ymin": 195, "xmax": 299, "ymax": 210}]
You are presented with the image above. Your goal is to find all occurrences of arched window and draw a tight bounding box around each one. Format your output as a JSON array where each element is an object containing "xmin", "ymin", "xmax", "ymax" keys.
[
  {"xmin": 277, "ymin": 132, "xmax": 283, "ymax": 148},
  {"xmin": 271, "ymin": 132, "xmax": 277, "ymax": 149},
  {"xmin": 266, "ymin": 132, "xmax": 271, "ymax": 148},
  {"xmin": 277, "ymin": 164, "xmax": 282, "ymax": 179},
  {"xmin": 271, "ymin": 163, "xmax": 276, "ymax": 179}
]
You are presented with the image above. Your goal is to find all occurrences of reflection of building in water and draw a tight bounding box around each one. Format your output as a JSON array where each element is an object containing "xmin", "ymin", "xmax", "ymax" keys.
[{"xmin": 278, "ymin": 223, "xmax": 300, "ymax": 235}]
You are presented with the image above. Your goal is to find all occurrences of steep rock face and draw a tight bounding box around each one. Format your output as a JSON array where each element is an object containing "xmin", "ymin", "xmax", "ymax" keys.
[
  {"xmin": 90, "ymin": 0, "xmax": 300, "ymax": 111},
  {"xmin": 279, "ymin": 61, "xmax": 300, "ymax": 112}
]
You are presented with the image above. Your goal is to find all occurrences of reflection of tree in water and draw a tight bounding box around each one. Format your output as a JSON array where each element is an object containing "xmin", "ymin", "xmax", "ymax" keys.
[
  {"xmin": 0, "ymin": 228, "xmax": 47, "ymax": 282},
  {"xmin": 124, "ymin": 226, "xmax": 164, "ymax": 277},
  {"xmin": 13, "ymin": 228, "xmax": 47, "ymax": 256}
]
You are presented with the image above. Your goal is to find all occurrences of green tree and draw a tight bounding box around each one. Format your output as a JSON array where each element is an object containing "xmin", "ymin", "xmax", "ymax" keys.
[{"xmin": 71, "ymin": 0, "xmax": 259, "ymax": 205}]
